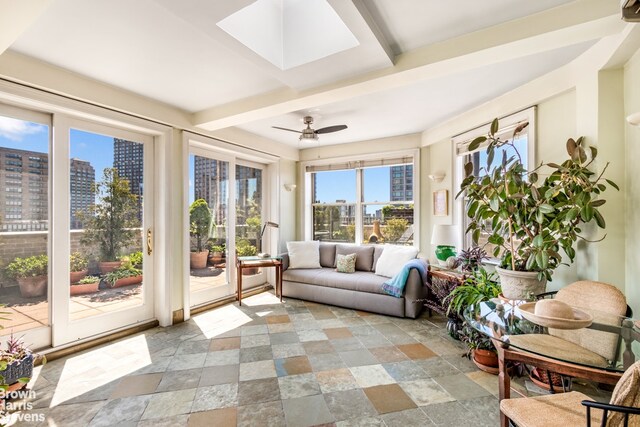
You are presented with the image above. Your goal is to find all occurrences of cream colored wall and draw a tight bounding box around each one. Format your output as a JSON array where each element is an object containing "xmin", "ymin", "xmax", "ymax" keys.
[
  {"xmin": 278, "ymin": 159, "xmax": 297, "ymax": 253},
  {"xmin": 624, "ymin": 49, "xmax": 640, "ymax": 317}
]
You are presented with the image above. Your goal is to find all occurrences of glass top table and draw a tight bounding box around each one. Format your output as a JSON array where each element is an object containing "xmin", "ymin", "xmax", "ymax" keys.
[{"xmin": 464, "ymin": 300, "xmax": 640, "ymax": 373}]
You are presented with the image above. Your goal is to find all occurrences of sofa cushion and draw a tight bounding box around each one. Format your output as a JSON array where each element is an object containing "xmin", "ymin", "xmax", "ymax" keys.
[
  {"xmin": 372, "ymin": 246, "xmax": 385, "ymax": 271},
  {"xmin": 335, "ymin": 244, "xmax": 374, "ymax": 272},
  {"xmin": 319, "ymin": 243, "xmax": 336, "ymax": 268},
  {"xmin": 375, "ymin": 245, "xmax": 419, "ymax": 278},
  {"xmin": 336, "ymin": 253, "xmax": 356, "ymax": 273},
  {"xmin": 283, "ymin": 268, "xmax": 389, "ymax": 295},
  {"xmin": 287, "ymin": 241, "xmax": 321, "ymax": 269}
]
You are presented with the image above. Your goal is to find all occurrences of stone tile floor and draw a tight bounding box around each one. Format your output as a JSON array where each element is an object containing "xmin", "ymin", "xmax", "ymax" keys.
[{"xmin": 3, "ymin": 291, "xmax": 611, "ymax": 426}]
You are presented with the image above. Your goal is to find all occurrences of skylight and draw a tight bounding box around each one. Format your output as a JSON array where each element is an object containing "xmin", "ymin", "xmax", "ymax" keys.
[{"xmin": 217, "ymin": 0, "xmax": 359, "ymax": 70}]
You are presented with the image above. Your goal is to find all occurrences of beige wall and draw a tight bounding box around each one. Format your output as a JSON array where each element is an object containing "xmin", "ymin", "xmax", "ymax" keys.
[{"xmin": 625, "ymin": 48, "xmax": 640, "ymax": 317}]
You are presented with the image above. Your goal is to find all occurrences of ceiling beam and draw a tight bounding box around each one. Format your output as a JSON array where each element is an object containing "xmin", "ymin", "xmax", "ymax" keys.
[
  {"xmin": 193, "ymin": 0, "xmax": 621, "ymax": 131},
  {"xmin": 0, "ymin": 0, "xmax": 51, "ymax": 55}
]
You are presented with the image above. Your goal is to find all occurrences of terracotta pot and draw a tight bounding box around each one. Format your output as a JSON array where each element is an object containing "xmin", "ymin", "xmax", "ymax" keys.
[
  {"xmin": 70, "ymin": 280, "xmax": 100, "ymax": 295},
  {"xmin": 242, "ymin": 267, "xmax": 260, "ymax": 276},
  {"xmin": 208, "ymin": 252, "xmax": 223, "ymax": 266},
  {"xmin": 496, "ymin": 266, "xmax": 547, "ymax": 300},
  {"xmin": 70, "ymin": 269, "xmax": 88, "ymax": 283},
  {"xmin": 111, "ymin": 275, "xmax": 143, "ymax": 288},
  {"xmin": 17, "ymin": 275, "xmax": 47, "ymax": 298},
  {"xmin": 99, "ymin": 260, "xmax": 123, "ymax": 275},
  {"xmin": 190, "ymin": 250, "xmax": 209, "ymax": 269},
  {"xmin": 473, "ymin": 349, "xmax": 499, "ymax": 368}
]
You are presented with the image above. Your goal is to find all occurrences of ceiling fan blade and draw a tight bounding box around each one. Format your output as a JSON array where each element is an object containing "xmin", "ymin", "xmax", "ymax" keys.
[
  {"xmin": 316, "ymin": 125, "xmax": 348, "ymax": 134},
  {"xmin": 272, "ymin": 126, "xmax": 302, "ymax": 134}
]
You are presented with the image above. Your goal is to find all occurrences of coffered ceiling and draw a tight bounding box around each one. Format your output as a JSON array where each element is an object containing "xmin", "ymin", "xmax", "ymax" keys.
[{"xmin": 3, "ymin": 0, "xmax": 631, "ymax": 148}]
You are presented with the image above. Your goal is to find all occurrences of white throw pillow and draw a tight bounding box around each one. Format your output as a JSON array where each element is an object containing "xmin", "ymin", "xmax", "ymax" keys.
[
  {"xmin": 287, "ymin": 241, "xmax": 321, "ymax": 269},
  {"xmin": 374, "ymin": 245, "xmax": 419, "ymax": 278}
]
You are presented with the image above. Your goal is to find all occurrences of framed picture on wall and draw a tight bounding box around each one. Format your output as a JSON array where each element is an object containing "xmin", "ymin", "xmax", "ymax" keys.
[{"xmin": 433, "ymin": 189, "xmax": 448, "ymax": 216}]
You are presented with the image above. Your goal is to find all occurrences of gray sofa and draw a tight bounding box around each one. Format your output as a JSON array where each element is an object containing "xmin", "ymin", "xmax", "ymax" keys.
[{"xmin": 281, "ymin": 243, "xmax": 428, "ymax": 318}]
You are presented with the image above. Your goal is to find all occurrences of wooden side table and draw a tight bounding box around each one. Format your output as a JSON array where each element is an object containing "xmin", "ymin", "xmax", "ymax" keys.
[{"xmin": 236, "ymin": 256, "xmax": 283, "ymax": 306}]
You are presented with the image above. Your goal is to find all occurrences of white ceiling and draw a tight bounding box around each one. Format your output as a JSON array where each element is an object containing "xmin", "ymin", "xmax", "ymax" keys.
[{"xmin": 4, "ymin": 0, "xmax": 625, "ymax": 149}]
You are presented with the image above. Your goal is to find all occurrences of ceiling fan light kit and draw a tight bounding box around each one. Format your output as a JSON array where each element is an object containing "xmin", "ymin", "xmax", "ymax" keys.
[{"xmin": 273, "ymin": 116, "xmax": 347, "ymax": 141}]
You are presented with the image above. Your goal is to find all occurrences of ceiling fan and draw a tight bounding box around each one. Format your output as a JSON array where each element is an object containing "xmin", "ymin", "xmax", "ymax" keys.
[{"xmin": 272, "ymin": 116, "xmax": 347, "ymax": 141}]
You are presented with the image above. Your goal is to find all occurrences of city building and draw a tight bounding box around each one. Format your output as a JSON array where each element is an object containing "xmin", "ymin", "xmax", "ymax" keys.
[
  {"xmin": 0, "ymin": 148, "xmax": 94, "ymax": 231},
  {"xmin": 193, "ymin": 156, "xmax": 228, "ymax": 225},
  {"xmin": 390, "ymin": 164, "xmax": 413, "ymax": 202},
  {"xmin": 113, "ymin": 138, "xmax": 144, "ymax": 221}
]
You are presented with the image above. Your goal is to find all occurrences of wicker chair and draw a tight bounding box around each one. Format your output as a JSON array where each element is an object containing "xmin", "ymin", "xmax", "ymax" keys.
[{"xmin": 500, "ymin": 360, "xmax": 640, "ymax": 426}]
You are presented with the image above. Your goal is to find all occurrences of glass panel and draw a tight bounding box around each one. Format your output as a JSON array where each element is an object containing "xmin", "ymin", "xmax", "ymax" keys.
[
  {"xmin": 0, "ymin": 115, "xmax": 50, "ymax": 337},
  {"xmin": 69, "ymin": 131, "xmax": 144, "ymax": 321},
  {"xmin": 235, "ymin": 165, "xmax": 262, "ymax": 277},
  {"xmin": 363, "ymin": 203, "xmax": 413, "ymax": 245},
  {"xmin": 363, "ymin": 165, "xmax": 413, "ymax": 203},
  {"xmin": 313, "ymin": 205, "xmax": 356, "ymax": 242},
  {"xmin": 313, "ymin": 170, "xmax": 356, "ymax": 203},
  {"xmin": 189, "ymin": 155, "xmax": 229, "ymax": 302}
]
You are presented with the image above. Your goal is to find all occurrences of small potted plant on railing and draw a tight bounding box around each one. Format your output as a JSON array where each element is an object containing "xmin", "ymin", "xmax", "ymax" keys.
[
  {"xmin": 5, "ymin": 255, "xmax": 48, "ymax": 298},
  {"xmin": 70, "ymin": 276, "xmax": 101, "ymax": 295},
  {"xmin": 189, "ymin": 199, "xmax": 212, "ymax": 270},
  {"xmin": 103, "ymin": 257, "xmax": 142, "ymax": 288},
  {"xmin": 69, "ymin": 252, "xmax": 88, "ymax": 283}
]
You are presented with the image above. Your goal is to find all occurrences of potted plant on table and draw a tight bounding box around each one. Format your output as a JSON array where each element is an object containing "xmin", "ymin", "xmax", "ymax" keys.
[
  {"xmin": 189, "ymin": 199, "xmax": 212, "ymax": 270},
  {"xmin": 69, "ymin": 252, "xmax": 88, "ymax": 283},
  {"xmin": 459, "ymin": 119, "xmax": 618, "ymax": 300},
  {"xmin": 78, "ymin": 168, "xmax": 140, "ymax": 275},
  {"xmin": 70, "ymin": 276, "xmax": 101, "ymax": 295},
  {"xmin": 5, "ymin": 255, "xmax": 48, "ymax": 298}
]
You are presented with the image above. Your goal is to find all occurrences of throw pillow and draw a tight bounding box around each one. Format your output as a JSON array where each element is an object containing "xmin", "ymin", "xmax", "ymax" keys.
[
  {"xmin": 608, "ymin": 360, "xmax": 640, "ymax": 427},
  {"xmin": 287, "ymin": 241, "xmax": 321, "ymax": 269},
  {"xmin": 374, "ymin": 245, "xmax": 419, "ymax": 278},
  {"xmin": 336, "ymin": 253, "xmax": 357, "ymax": 273},
  {"xmin": 335, "ymin": 244, "xmax": 374, "ymax": 271}
]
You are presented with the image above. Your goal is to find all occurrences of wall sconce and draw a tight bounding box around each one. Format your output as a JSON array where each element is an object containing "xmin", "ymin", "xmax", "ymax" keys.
[
  {"xmin": 284, "ymin": 184, "xmax": 297, "ymax": 192},
  {"xmin": 627, "ymin": 112, "xmax": 640, "ymax": 127},
  {"xmin": 428, "ymin": 172, "xmax": 446, "ymax": 183}
]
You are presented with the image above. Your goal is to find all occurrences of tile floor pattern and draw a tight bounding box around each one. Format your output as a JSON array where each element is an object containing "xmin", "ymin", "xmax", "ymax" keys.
[{"xmin": 8, "ymin": 292, "xmax": 528, "ymax": 426}]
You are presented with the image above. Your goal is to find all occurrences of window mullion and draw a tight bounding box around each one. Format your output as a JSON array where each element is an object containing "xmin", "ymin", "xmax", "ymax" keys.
[{"xmin": 355, "ymin": 169, "xmax": 363, "ymax": 245}]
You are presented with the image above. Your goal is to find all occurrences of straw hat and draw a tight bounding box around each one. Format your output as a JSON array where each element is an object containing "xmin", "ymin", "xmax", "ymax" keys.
[{"xmin": 518, "ymin": 299, "xmax": 593, "ymax": 330}]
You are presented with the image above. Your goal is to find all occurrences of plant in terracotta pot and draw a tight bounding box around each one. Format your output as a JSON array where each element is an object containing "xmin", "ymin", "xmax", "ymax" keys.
[
  {"xmin": 189, "ymin": 199, "xmax": 212, "ymax": 270},
  {"xmin": 103, "ymin": 258, "xmax": 142, "ymax": 288},
  {"xmin": 5, "ymin": 255, "xmax": 48, "ymax": 298},
  {"xmin": 69, "ymin": 251, "xmax": 89, "ymax": 283},
  {"xmin": 70, "ymin": 275, "xmax": 101, "ymax": 295},
  {"xmin": 78, "ymin": 168, "xmax": 140, "ymax": 274},
  {"xmin": 458, "ymin": 322, "xmax": 498, "ymax": 373},
  {"xmin": 458, "ymin": 118, "xmax": 618, "ymax": 300},
  {"xmin": 236, "ymin": 239, "xmax": 259, "ymax": 275},
  {"xmin": 207, "ymin": 240, "xmax": 225, "ymax": 265}
]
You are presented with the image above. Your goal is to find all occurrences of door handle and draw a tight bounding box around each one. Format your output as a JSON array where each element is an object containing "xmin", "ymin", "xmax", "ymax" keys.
[{"xmin": 147, "ymin": 228, "xmax": 153, "ymax": 255}]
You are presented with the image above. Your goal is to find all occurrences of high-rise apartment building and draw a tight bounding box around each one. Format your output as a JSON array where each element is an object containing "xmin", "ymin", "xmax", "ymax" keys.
[
  {"xmin": 0, "ymin": 147, "xmax": 95, "ymax": 232},
  {"xmin": 193, "ymin": 156, "xmax": 228, "ymax": 225},
  {"xmin": 70, "ymin": 158, "xmax": 95, "ymax": 229},
  {"xmin": 113, "ymin": 138, "xmax": 144, "ymax": 221},
  {"xmin": 390, "ymin": 164, "xmax": 413, "ymax": 201}
]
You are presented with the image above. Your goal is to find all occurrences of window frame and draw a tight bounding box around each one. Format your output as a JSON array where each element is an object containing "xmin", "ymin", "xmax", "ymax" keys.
[
  {"xmin": 302, "ymin": 149, "xmax": 420, "ymax": 248},
  {"xmin": 453, "ymin": 107, "xmax": 536, "ymax": 253}
]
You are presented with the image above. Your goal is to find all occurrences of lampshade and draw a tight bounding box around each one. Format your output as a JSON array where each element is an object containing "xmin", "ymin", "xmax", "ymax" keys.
[{"xmin": 431, "ymin": 224, "xmax": 459, "ymax": 246}]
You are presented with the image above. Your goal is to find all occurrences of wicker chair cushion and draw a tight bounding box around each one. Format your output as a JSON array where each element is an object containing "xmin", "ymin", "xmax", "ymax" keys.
[
  {"xmin": 551, "ymin": 281, "xmax": 627, "ymax": 361},
  {"xmin": 500, "ymin": 391, "xmax": 601, "ymax": 427},
  {"xmin": 608, "ymin": 360, "xmax": 640, "ymax": 427}
]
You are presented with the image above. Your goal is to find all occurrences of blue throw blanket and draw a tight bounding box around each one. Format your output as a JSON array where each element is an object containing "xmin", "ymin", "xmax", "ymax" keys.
[{"xmin": 382, "ymin": 258, "xmax": 429, "ymax": 298}]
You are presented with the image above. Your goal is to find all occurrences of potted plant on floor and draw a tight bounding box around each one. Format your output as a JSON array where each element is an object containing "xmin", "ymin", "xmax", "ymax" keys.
[
  {"xmin": 458, "ymin": 322, "xmax": 499, "ymax": 373},
  {"xmin": 189, "ymin": 199, "xmax": 212, "ymax": 270},
  {"xmin": 207, "ymin": 241, "xmax": 225, "ymax": 266},
  {"xmin": 69, "ymin": 252, "xmax": 88, "ymax": 283},
  {"xmin": 103, "ymin": 257, "xmax": 142, "ymax": 288},
  {"xmin": 70, "ymin": 276, "xmax": 101, "ymax": 295},
  {"xmin": 5, "ymin": 255, "xmax": 48, "ymax": 298},
  {"xmin": 78, "ymin": 168, "xmax": 140, "ymax": 274},
  {"xmin": 459, "ymin": 119, "xmax": 618, "ymax": 300}
]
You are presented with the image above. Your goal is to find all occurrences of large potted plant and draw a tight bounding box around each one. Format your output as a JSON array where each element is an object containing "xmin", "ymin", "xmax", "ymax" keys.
[
  {"xmin": 69, "ymin": 251, "xmax": 88, "ymax": 283},
  {"xmin": 459, "ymin": 119, "xmax": 618, "ymax": 299},
  {"xmin": 189, "ymin": 199, "xmax": 212, "ymax": 270},
  {"xmin": 78, "ymin": 168, "xmax": 140, "ymax": 274},
  {"xmin": 5, "ymin": 255, "xmax": 48, "ymax": 298}
]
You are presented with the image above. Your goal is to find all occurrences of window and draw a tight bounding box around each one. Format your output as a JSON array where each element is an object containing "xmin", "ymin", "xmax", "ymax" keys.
[
  {"xmin": 454, "ymin": 107, "xmax": 535, "ymax": 254},
  {"xmin": 307, "ymin": 154, "xmax": 417, "ymax": 246}
]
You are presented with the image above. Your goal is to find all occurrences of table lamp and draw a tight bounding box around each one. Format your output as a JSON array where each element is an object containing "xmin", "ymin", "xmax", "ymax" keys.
[
  {"xmin": 258, "ymin": 221, "xmax": 279, "ymax": 258},
  {"xmin": 431, "ymin": 224, "xmax": 459, "ymax": 266}
]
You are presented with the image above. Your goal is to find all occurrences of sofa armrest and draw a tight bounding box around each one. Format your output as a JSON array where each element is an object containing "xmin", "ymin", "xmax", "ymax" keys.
[
  {"xmin": 404, "ymin": 258, "xmax": 429, "ymax": 318},
  {"xmin": 279, "ymin": 253, "xmax": 289, "ymax": 271}
]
